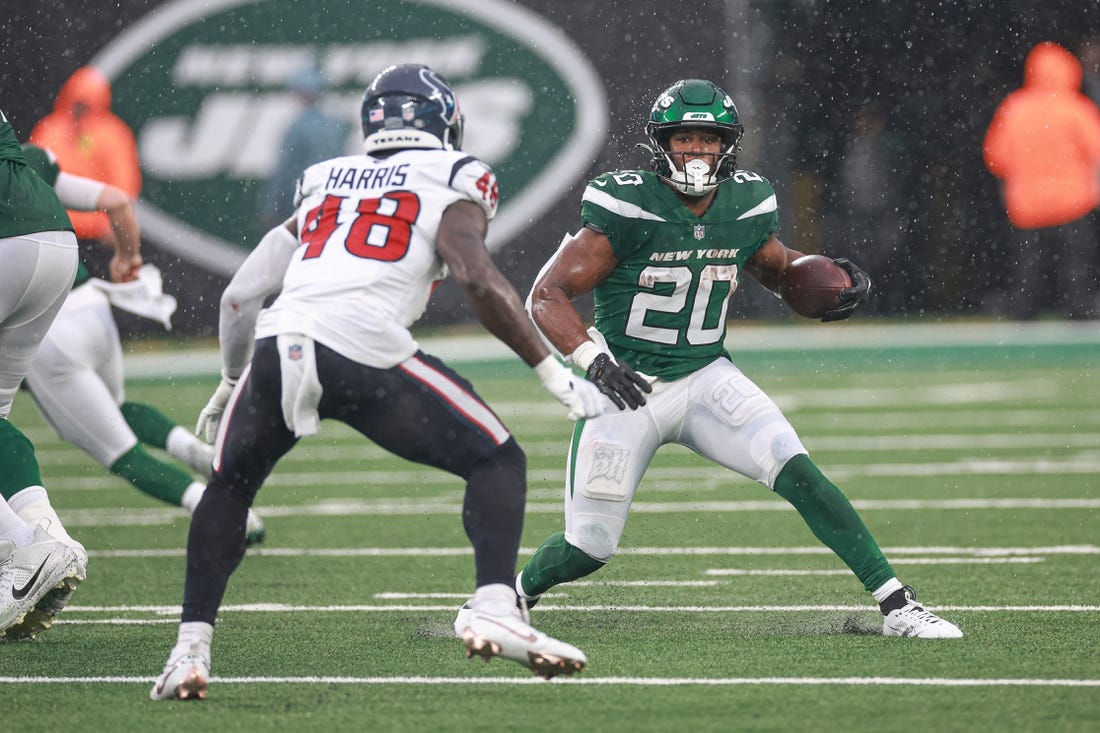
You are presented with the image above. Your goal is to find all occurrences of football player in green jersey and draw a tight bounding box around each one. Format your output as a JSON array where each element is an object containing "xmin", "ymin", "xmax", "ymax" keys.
[
  {"xmin": 0, "ymin": 110, "xmax": 87, "ymax": 639},
  {"xmin": 18, "ymin": 143, "xmax": 266, "ymax": 551},
  {"xmin": 515, "ymin": 80, "xmax": 962, "ymax": 639}
]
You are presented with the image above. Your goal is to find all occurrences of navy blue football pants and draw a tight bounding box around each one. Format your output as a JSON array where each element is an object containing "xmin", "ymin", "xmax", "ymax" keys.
[{"xmin": 181, "ymin": 336, "xmax": 527, "ymax": 625}]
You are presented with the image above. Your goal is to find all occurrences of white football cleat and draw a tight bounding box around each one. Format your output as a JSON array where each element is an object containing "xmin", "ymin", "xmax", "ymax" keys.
[
  {"xmin": 150, "ymin": 645, "xmax": 210, "ymax": 701},
  {"xmin": 883, "ymin": 587, "xmax": 963, "ymax": 638},
  {"xmin": 0, "ymin": 522, "xmax": 83, "ymax": 640},
  {"xmin": 13, "ymin": 523, "xmax": 90, "ymax": 639},
  {"xmin": 455, "ymin": 589, "xmax": 586, "ymax": 679}
]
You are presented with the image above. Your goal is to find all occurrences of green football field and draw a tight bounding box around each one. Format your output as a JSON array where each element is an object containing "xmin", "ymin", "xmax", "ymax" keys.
[{"xmin": 2, "ymin": 322, "xmax": 1098, "ymax": 731}]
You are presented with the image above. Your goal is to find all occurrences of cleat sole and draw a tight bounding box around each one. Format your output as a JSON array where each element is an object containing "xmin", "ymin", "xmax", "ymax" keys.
[
  {"xmin": 528, "ymin": 652, "xmax": 585, "ymax": 680},
  {"xmin": 3, "ymin": 573, "xmax": 84, "ymax": 641},
  {"xmin": 176, "ymin": 666, "xmax": 208, "ymax": 700},
  {"xmin": 459, "ymin": 627, "xmax": 501, "ymax": 661}
]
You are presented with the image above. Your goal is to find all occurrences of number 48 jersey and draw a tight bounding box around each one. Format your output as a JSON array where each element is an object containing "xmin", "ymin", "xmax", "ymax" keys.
[{"xmin": 255, "ymin": 148, "xmax": 499, "ymax": 368}]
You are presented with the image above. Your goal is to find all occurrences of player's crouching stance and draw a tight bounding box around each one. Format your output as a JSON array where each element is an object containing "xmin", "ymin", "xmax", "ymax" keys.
[
  {"xmin": 151, "ymin": 65, "xmax": 599, "ymax": 700},
  {"xmin": 515, "ymin": 79, "xmax": 962, "ymax": 642}
]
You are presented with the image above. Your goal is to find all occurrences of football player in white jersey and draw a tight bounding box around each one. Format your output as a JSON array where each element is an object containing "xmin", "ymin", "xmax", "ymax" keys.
[
  {"xmin": 17, "ymin": 142, "xmax": 267, "ymax": 556},
  {"xmin": 152, "ymin": 64, "xmax": 605, "ymax": 700}
]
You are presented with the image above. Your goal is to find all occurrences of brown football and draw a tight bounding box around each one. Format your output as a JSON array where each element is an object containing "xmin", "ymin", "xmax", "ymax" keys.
[{"xmin": 778, "ymin": 255, "xmax": 852, "ymax": 319}]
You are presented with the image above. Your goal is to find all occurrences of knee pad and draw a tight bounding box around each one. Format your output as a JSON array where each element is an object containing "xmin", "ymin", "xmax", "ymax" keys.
[{"xmin": 568, "ymin": 518, "xmax": 620, "ymax": 563}]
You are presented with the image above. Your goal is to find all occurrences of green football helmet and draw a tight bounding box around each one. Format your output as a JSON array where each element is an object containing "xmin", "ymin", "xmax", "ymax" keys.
[{"xmin": 644, "ymin": 79, "xmax": 744, "ymax": 196}]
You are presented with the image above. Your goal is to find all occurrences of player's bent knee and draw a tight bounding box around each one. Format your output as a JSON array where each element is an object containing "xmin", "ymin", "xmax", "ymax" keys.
[
  {"xmin": 774, "ymin": 453, "xmax": 830, "ymax": 494},
  {"xmin": 569, "ymin": 521, "xmax": 620, "ymax": 563},
  {"xmin": 491, "ymin": 436, "xmax": 526, "ymax": 473}
]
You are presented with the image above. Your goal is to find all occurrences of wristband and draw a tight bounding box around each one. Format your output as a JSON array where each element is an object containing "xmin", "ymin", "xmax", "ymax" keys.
[
  {"xmin": 534, "ymin": 355, "xmax": 566, "ymax": 385},
  {"xmin": 567, "ymin": 341, "xmax": 604, "ymax": 371}
]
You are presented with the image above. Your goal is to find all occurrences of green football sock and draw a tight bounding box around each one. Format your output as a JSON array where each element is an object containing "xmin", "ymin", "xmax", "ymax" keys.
[
  {"xmin": 0, "ymin": 419, "xmax": 42, "ymax": 500},
  {"xmin": 520, "ymin": 531, "xmax": 605, "ymax": 597},
  {"xmin": 109, "ymin": 444, "xmax": 192, "ymax": 506},
  {"xmin": 120, "ymin": 401, "xmax": 177, "ymax": 449},
  {"xmin": 773, "ymin": 454, "xmax": 895, "ymax": 592}
]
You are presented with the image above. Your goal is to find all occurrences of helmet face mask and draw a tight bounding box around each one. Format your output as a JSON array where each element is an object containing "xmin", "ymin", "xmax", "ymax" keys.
[
  {"xmin": 644, "ymin": 79, "xmax": 744, "ymax": 196},
  {"xmin": 361, "ymin": 64, "xmax": 464, "ymax": 154}
]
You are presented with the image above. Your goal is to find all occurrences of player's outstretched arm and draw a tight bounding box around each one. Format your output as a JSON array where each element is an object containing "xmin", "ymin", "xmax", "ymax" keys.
[{"xmin": 437, "ymin": 201, "xmax": 603, "ymax": 421}]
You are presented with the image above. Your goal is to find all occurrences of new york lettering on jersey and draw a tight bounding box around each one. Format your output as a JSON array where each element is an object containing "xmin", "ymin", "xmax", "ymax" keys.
[
  {"xmin": 255, "ymin": 148, "xmax": 498, "ymax": 370},
  {"xmin": 581, "ymin": 169, "xmax": 778, "ymax": 380}
]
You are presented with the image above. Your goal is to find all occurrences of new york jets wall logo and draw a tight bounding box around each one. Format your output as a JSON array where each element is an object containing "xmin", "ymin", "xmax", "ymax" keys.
[{"xmin": 93, "ymin": 0, "xmax": 607, "ymax": 274}]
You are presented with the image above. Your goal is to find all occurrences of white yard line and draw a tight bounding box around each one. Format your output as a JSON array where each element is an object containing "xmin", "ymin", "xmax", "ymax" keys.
[
  {"xmin": 85, "ymin": 544, "xmax": 1100, "ymax": 558},
  {"xmin": 54, "ymin": 496, "xmax": 1100, "ymax": 527},
  {"xmin": 58, "ymin": 603, "xmax": 1100, "ymax": 614},
  {"xmin": 3, "ymin": 675, "xmax": 1099, "ymax": 687}
]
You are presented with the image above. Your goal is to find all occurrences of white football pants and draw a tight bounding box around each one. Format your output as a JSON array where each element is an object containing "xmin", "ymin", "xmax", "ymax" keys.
[
  {"xmin": 25, "ymin": 283, "xmax": 137, "ymax": 467},
  {"xmin": 563, "ymin": 356, "xmax": 807, "ymax": 561},
  {"xmin": 0, "ymin": 231, "xmax": 78, "ymax": 418}
]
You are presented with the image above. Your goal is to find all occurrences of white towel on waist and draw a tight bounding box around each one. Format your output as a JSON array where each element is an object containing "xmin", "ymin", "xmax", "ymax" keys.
[{"xmin": 277, "ymin": 334, "xmax": 323, "ymax": 437}]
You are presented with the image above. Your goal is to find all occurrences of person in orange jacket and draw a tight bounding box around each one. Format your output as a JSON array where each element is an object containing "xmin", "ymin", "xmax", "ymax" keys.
[
  {"xmin": 30, "ymin": 66, "xmax": 142, "ymax": 250},
  {"xmin": 984, "ymin": 42, "xmax": 1100, "ymax": 319}
]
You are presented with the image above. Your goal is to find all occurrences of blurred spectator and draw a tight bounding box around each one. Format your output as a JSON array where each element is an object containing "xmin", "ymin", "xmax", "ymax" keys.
[
  {"xmin": 983, "ymin": 42, "xmax": 1100, "ymax": 319},
  {"xmin": 1080, "ymin": 35, "xmax": 1100, "ymax": 107},
  {"xmin": 30, "ymin": 66, "xmax": 141, "ymax": 249},
  {"xmin": 836, "ymin": 102, "xmax": 908, "ymax": 311},
  {"xmin": 256, "ymin": 67, "xmax": 350, "ymax": 228}
]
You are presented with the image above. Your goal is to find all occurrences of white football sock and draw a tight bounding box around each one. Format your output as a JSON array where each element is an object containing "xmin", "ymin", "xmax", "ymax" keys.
[
  {"xmin": 0, "ymin": 495, "xmax": 34, "ymax": 547},
  {"xmin": 872, "ymin": 577, "xmax": 904, "ymax": 604},
  {"xmin": 473, "ymin": 583, "xmax": 518, "ymax": 615},
  {"xmin": 180, "ymin": 481, "xmax": 207, "ymax": 513},
  {"xmin": 170, "ymin": 621, "xmax": 214, "ymax": 662},
  {"xmin": 167, "ymin": 426, "xmax": 214, "ymax": 478},
  {"xmin": 8, "ymin": 485, "xmax": 76, "ymax": 546}
]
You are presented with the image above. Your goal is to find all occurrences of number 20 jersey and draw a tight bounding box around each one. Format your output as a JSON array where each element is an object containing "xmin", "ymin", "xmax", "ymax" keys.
[
  {"xmin": 581, "ymin": 169, "xmax": 778, "ymax": 381},
  {"xmin": 255, "ymin": 149, "xmax": 498, "ymax": 369}
]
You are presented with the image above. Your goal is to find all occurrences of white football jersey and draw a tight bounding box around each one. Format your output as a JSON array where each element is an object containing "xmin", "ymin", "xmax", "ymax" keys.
[{"xmin": 255, "ymin": 148, "xmax": 499, "ymax": 368}]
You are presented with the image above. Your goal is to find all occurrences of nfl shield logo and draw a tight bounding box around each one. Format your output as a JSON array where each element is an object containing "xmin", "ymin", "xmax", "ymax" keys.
[
  {"xmin": 693, "ymin": 224, "xmax": 706, "ymax": 240},
  {"xmin": 288, "ymin": 344, "xmax": 303, "ymax": 361}
]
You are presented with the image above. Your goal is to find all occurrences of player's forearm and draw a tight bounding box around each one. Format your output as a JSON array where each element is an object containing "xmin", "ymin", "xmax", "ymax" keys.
[
  {"xmin": 219, "ymin": 224, "xmax": 298, "ymax": 377},
  {"xmin": 218, "ymin": 301, "xmax": 258, "ymax": 379},
  {"xmin": 464, "ymin": 274, "xmax": 550, "ymax": 367},
  {"xmin": 529, "ymin": 287, "xmax": 591, "ymax": 358},
  {"xmin": 102, "ymin": 192, "xmax": 141, "ymax": 260}
]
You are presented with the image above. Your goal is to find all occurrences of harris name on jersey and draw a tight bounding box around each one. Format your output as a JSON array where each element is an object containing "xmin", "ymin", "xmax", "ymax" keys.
[{"xmin": 322, "ymin": 160, "xmax": 409, "ymax": 191}]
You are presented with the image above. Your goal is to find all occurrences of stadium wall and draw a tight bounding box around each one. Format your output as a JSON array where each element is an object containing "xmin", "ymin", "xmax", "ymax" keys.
[{"xmin": 7, "ymin": 1, "xmax": 1100, "ymax": 335}]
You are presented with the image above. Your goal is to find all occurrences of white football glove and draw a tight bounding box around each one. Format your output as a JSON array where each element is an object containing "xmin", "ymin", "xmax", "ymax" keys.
[
  {"xmin": 195, "ymin": 374, "xmax": 238, "ymax": 444},
  {"xmin": 534, "ymin": 356, "xmax": 605, "ymax": 421}
]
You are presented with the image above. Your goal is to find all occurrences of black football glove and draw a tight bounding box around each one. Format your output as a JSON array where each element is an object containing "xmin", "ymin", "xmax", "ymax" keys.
[
  {"xmin": 585, "ymin": 353, "xmax": 652, "ymax": 410},
  {"xmin": 821, "ymin": 258, "xmax": 872, "ymax": 323}
]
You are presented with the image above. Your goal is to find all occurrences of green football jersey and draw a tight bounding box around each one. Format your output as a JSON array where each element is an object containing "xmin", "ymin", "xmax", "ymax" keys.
[
  {"xmin": 0, "ymin": 110, "xmax": 73, "ymax": 238},
  {"xmin": 581, "ymin": 169, "xmax": 778, "ymax": 380},
  {"xmin": 19, "ymin": 142, "xmax": 90, "ymax": 286}
]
